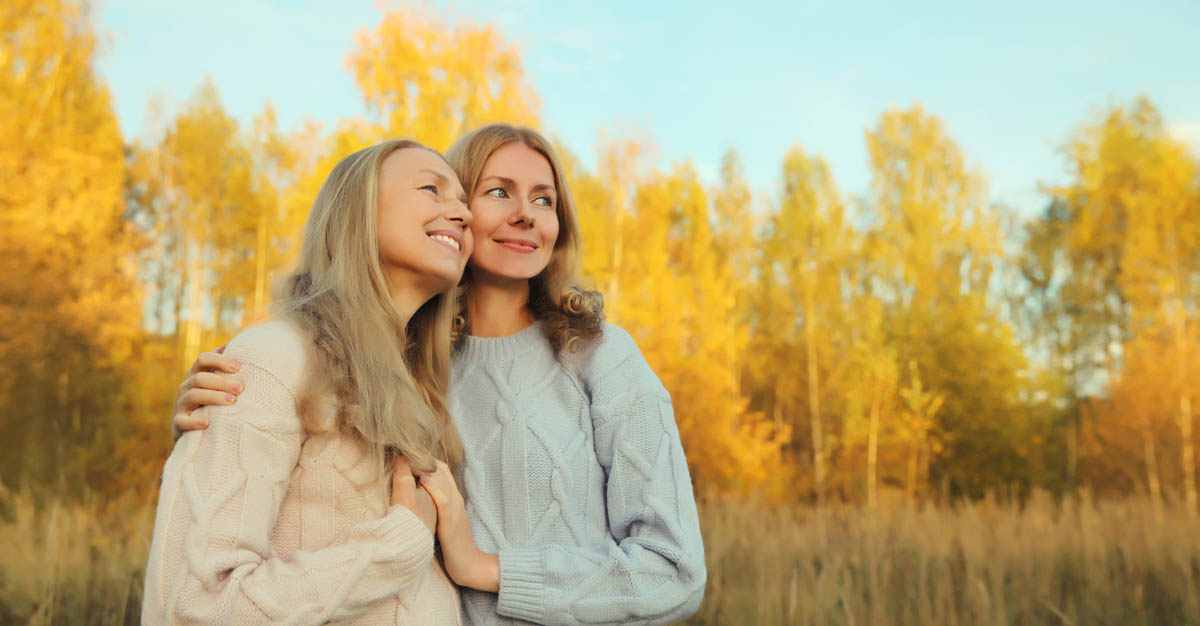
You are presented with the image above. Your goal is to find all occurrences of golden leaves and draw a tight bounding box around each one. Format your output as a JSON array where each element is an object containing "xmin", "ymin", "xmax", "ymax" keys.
[{"xmin": 347, "ymin": 9, "xmax": 539, "ymax": 152}]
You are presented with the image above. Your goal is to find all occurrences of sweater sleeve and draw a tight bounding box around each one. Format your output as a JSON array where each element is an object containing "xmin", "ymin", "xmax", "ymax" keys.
[
  {"xmin": 142, "ymin": 329, "xmax": 434, "ymax": 625},
  {"xmin": 494, "ymin": 330, "xmax": 707, "ymax": 625}
]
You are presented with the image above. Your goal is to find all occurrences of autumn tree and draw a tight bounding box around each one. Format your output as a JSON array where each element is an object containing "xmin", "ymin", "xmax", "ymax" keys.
[
  {"xmin": 0, "ymin": 0, "xmax": 142, "ymax": 493},
  {"xmin": 1046, "ymin": 99, "xmax": 1200, "ymax": 512},
  {"xmin": 844, "ymin": 299, "xmax": 900, "ymax": 508},
  {"xmin": 127, "ymin": 80, "xmax": 263, "ymax": 370},
  {"xmin": 346, "ymin": 8, "xmax": 539, "ymax": 152},
  {"xmin": 749, "ymin": 145, "xmax": 857, "ymax": 503},
  {"xmin": 863, "ymin": 104, "xmax": 1039, "ymax": 498}
]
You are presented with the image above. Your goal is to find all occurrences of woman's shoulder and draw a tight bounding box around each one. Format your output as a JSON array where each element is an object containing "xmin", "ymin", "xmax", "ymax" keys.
[
  {"xmin": 222, "ymin": 319, "xmax": 313, "ymax": 393},
  {"xmin": 574, "ymin": 322, "xmax": 643, "ymax": 376},
  {"xmin": 593, "ymin": 322, "xmax": 638, "ymax": 352},
  {"xmin": 574, "ymin": 322, "xmax": 670, "ymax": 403}
]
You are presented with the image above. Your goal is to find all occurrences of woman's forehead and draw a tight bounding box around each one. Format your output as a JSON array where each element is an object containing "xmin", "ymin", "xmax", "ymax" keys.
[{"xmin": 480, "ymin": 143, "xmax": 555, "ymax": 187}]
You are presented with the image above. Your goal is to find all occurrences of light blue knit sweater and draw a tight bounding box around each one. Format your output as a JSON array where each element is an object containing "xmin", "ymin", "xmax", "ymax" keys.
[{"xmin": 448, "ymin": 322, "xmax": 706, "ymax": 625}]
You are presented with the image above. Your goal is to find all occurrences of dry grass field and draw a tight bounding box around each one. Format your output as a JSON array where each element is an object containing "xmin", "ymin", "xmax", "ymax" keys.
[{"xmin": 3, "ymin": 488, "xmax": 1197, "ymax": 625}]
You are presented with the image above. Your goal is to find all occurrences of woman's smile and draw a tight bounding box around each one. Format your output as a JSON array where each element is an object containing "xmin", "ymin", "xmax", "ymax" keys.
[
  {"xmin": 493, "ymin": 237, "xmax": 538, "ymax": 253},
  {"xmin": 428, "ymin": 230, "xmax": 465, "ymax": 253}
]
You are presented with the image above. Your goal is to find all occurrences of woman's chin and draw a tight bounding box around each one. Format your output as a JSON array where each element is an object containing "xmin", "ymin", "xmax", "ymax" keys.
[
  {"xmin": 416, "ymin": 266, "xmax": 465, "ymax": 297},
  {"xmin": 470, "ymin": 262, "xmax": 546, "ymax": 283},
  {"xmin": 436, "ymin": 274, "xmax": 466, "ymax": 294}
]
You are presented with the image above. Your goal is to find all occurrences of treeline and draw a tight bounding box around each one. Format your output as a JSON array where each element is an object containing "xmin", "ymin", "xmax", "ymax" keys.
[{"xmin": 3, "ymin": 0, "xmax": 1197, "ymax": 509}]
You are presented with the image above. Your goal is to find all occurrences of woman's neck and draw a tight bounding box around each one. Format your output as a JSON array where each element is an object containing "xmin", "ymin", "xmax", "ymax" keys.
[
  {"xmin": 467, "ymin": 277, "xmax": 534, "ymax": 338},
  {"xmin": 387, "ymin": 280, "xmax": 429, "ymax": 328}
]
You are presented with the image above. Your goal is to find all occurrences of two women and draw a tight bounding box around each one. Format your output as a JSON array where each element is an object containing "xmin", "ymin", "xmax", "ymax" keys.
[{"xmin": 160, "ymin": 124, "xmax": 706, "ymax": 625}]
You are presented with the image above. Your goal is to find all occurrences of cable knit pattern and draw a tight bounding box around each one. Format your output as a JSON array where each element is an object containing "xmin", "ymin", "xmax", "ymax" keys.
[
  {"xmin": 450, "ymin": 322, "xmax": 706, "ymax": 626},
  {"xmin": 143, "ymin": 320, "xmax": 462, "ymax": 625}
]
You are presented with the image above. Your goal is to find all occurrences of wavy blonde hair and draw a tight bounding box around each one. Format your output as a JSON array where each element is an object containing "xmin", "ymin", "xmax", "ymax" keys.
[
  {"xmin": 446, "ymin": 124, "xmax": 604, "ymax": 356},
  {"xmin": 274, "ymin": 139, "xmax": 463, "ymax": 474}
]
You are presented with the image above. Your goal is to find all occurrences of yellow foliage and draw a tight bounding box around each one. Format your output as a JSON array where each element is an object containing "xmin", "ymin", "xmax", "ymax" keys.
[
  {"xmin": 0, "ymin": 0, "xmax": 143, "ymax": 492},
  {"xmin": 346, "ymin": 8, "xmax": 539, "ymax": 152},
  {"xmin": 1054, "ymin": 99, "xmax": 1200, "ymax": 511}
]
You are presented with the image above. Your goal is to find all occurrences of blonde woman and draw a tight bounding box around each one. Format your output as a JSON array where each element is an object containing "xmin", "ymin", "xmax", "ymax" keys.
[
  {"xmin": 144, "ymin": 140, "xmax": 472, "ymax": 624},
  {"xmin": 174, "ymin": 125, "xmax": 707, "ymax": 625}
]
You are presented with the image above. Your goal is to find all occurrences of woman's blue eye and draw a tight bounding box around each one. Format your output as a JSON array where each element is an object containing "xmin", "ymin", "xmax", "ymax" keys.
[
  {"xmin": 420, "ymin": 184, "xmax": 438, "ymax": 194},
  {"xmin": 486, "ymin": 188, "xmax": 509, "ymax": 199},
  {"xmin": 534, "ymin": 196, "xmax": 553, "ymax": 208}
]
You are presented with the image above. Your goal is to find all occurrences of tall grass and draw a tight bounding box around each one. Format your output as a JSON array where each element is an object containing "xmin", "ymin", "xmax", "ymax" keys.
[
  {"xmin": 0, "ymin": 486, "xmax": 154, "ymax": 626},
  {"xmin": 685, "ymin": 491, "xmax": 1200, "ymax": 626},
  {"xmin": 2, "ymin": 488, "xmax": 1197, "ymax": 625}
]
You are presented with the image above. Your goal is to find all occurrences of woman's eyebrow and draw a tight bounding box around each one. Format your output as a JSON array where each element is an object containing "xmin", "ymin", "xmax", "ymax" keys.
[
  {"xmin": 418, "ymin": 168, "xmax": 467, "ymax": 203},
  {"xmin": 478, "ymin": 175, "xmax": 514, "ymax": 187},
  {"xmin": 479, "ymin": 175, "xmax": 555, "ymax": 194},
  {"xmin": 477, "ymin": 175, "xmax": 556, "ymax": 201},
  {"xmin": 418, "ymin": 168, "xmax": 453, "ymax": 185}
]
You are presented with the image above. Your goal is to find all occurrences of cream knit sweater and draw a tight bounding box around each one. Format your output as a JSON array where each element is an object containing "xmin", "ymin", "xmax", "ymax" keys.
[{"xmin": 142, "ymin": 321, "xmax": 461, "ymax": 625}]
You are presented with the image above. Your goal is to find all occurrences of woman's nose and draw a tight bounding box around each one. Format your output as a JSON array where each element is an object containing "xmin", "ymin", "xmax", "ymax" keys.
[
  {"xmin": 448, "ymin": 199, "xmax": 472, "ymax": 225},
  {"xmin": 511, "ymin": 205, "xmax": 535, "ymax": 227}
]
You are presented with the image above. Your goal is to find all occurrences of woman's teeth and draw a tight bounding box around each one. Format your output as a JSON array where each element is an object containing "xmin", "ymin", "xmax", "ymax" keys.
[{"xmin": 429, "ymin": 234, "xmax": 460, "ymax": 252}]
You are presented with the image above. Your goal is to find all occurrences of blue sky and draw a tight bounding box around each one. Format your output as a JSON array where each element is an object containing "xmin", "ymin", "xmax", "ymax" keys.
[{"xmin": 97, "ymin": 0, "xmax": 1200, "ymax": 216}]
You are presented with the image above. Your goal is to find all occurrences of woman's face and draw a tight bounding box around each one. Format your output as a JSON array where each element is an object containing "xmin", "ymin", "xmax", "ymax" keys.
[
  {"xmin": 376, "ymin": 147, "xmax": 473, "ymax": 295},
  {"xmin": 466, "ymin": 142, "xmax": 560, "ymax": 283}
]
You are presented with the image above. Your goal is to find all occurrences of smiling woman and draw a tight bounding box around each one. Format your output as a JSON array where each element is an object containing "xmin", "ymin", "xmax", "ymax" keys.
[
  {"xmin": 427, "ymin": 124, "xmax": 707, "ymax": 625},
  {"xmin": 375, "ymin": 150, "xmax": 473, "ymax": 315},
  {"xmin": 467, "ymin": 141, "xmax": 561, "ymax": 281},
  {"xmin": 143, "ymin": 139, "xmax": 471, "ymax": 624},
  {"xmin": 446, "ymin": 125, "xmax": 599, "ymax": 354}
]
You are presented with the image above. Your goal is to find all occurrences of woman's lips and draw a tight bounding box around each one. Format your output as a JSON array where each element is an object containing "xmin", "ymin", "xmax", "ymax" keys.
[
  {"xmin": 427, "ymin": 231, "xmax": 463, "ymax": 253},
  {"xmin": 495, "ymin": 239, "xmax": 537, "ymax": 253}
]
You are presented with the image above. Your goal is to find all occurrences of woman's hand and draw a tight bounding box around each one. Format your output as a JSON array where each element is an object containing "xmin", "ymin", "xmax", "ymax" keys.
[
  {"xmin": 171, "ymin": 349, "xmax": 443, "ymax": 536},
  {"xmin": 173, "ymin": 345, "xmax": 242, "ymax": 435},
  {"xmin": 420, "ymin": 461, "xmax": 499, "ymax": 592},
  {"xmin": 391, "ymin": 457, "xmax": 437, "ymax": 534}
]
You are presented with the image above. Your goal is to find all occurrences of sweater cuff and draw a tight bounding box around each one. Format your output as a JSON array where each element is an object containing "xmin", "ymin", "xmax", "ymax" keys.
[
  {"xmin": 497, "ymin": 548, "xmax": 546, "ymax": 622},
  {"xmin": 376, "ymin": 504, "xmax": 435, "ymax": 558}
]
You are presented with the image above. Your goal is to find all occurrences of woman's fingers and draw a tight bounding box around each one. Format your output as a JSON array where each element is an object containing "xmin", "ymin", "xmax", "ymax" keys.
[
  {"xmin": 418, "ymin": 463, "xmax": 461, "ymax": 509},
  {"xmin": 172, "ymin": 409, "xmax": 209, "ymax": 432},
  {"xmin": 413, "ymin": 483, "xmax": 438, "ymax": 532},
  {"xmin": 186, "ymin": 348, "xmax": 240, "ymax": 377},
  {"xmin": 185, "ymin": 371, "xmax": 244, "ymax": 396},
  {"xmin": 433, "ymin": 461, "xmax": 457, "ymax": 493},
  {"xmin": 418, "ymin": 474, "xmax": 447, "ymax": 508},
  {"xmin": 170, "ymin": 345, "xmax": 236, "ymax": 440},
  {"xmin": 171, "ymin": 386, "xmax": 236, "ymax": 434},
  {"xmin": 391, "ymin": 456, "xmax": 416, "ymax": 507},
  {"xmin": 415, "ymin": 483, "xmax": 435, "ymax": 510},
  {"xmin": 177, "ymin": 388, "xmax": 236, "ymax": 413}
]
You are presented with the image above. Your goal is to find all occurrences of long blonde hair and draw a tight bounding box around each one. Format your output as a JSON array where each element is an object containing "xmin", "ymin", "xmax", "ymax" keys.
[
  {"xmin": 446, "ymin": 124, "xmax": 604, "ymax": 356},
  {"xmin": 275, "ymin": 139, "xmax": 463, "ymax": 474}
]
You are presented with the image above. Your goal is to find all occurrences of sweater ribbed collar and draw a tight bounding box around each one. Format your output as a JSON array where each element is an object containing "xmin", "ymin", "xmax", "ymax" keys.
[{"xmin": 458, "ymin": 320, "xmax": 545, "ymax": 363}]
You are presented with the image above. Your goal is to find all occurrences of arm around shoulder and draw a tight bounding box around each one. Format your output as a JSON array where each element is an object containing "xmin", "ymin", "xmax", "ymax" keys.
[{"xmin": 142, "ymin": 322, "xmax": 435, "ymax": 624}]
